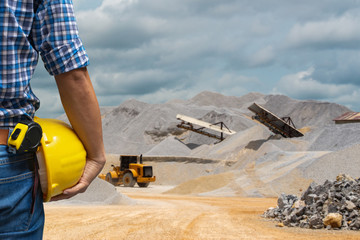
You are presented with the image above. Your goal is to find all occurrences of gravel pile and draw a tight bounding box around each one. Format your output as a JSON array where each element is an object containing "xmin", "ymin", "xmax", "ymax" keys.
[
  {"xmin": 99, "ymin": 92, "xmax": 271, "ymax": 154},
  {"xmin": 262, "ymin": 95, "xmax": 350, "ymax": 128},
  {"xmin": 60, "ymin": 91, "xmax": 353, "ymax": 155},
  {"xmin": 263, "ymin": 174, "xmax": 360, "ymax": 230},
  {"xmin": 308, "ymin": 123, "xmax": 360, "ymax": 151},
  {"xmin": 145, "ymin": 136, "xmax": 192, "ymax": 156},
  {"xmin": 303, "ymin": 144, "xmax": 360, "ymax": 185},
  {"xmin": 55, "ymin": 91, "xmax": 360, "ymax": 202},
  {"xmin": 48, "ymin": 178, "xmax": 135, "ymax": 205}
]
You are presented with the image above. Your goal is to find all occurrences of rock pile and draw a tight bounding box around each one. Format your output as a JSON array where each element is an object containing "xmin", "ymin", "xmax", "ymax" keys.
[{"xmin": 263, "ymin": 174, "xmax": 360, "ymax": 230}]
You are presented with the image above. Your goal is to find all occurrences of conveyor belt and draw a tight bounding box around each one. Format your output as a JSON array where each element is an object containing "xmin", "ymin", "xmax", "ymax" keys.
[{"xmin": 248, "ymin": 103, "xmax": 303, "ymax": 138}]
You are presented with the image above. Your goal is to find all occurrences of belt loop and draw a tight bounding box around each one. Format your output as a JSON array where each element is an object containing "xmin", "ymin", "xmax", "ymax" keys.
[
  {"xmin": 7, "ymin": 127, "xmax": 13, "ymax": 142},
  {"xmin": 31, "ymin": 159, "xmax": 40, "ymax": 214}
]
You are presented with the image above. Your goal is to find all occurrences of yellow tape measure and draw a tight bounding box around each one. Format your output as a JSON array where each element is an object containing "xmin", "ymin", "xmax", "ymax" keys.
[{"xmin": 8, "ymin": 121, "xmax": 42, "ymax": 154}]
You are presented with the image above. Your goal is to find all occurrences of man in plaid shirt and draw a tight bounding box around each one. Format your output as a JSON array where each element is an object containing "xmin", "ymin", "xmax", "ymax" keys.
[{"xmin": 0, "ymin": 0, "xmax": 106, "ymax": 238}]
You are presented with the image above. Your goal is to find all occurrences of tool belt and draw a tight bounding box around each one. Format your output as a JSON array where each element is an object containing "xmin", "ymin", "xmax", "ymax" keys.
[{"xmin": 0, "ymin": 129, "xmax": 9, "ymax": 145}]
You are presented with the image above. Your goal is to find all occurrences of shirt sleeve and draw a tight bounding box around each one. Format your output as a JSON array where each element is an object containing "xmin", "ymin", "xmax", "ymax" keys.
[{"xmin": 31, "ymin": 0, "xmax": 89, "ymax": 75}]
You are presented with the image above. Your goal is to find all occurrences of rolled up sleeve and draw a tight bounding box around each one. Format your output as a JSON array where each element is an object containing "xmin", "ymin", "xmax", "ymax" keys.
[{"xmin": 31, "ymin": 0, "xmax": 89, "ymax": 75}]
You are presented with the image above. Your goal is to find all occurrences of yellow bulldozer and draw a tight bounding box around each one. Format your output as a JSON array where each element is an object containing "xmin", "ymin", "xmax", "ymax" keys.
[{"xmin": 99, "ymin": 154, "xmax": 156, "ymax": 187}]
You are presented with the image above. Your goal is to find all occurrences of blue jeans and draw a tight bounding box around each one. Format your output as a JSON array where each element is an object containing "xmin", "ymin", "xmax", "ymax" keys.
[{"xmin": 0, "ymin": 145, "xmax": 44, "ymax": 240}]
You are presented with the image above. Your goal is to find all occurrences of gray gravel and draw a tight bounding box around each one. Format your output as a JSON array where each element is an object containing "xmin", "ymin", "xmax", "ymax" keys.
[
  {"xmin": 56, "ymin": 91, "xmax": 360, "ymax": 202},
  {"xmin": 308, "ymin": 123, "xmax": 360, "ymax": 151}
]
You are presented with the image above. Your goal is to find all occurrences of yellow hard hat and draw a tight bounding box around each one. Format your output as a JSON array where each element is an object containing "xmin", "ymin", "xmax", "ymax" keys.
[{"xmin": 34, "ymin": 117, "xmax": 86, "ymax": 202}]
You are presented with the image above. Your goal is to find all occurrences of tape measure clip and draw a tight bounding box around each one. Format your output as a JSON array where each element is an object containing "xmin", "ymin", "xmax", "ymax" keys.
[{"xmin": 8, "ymin": 121, "xmax": 43, "ymax": 154}]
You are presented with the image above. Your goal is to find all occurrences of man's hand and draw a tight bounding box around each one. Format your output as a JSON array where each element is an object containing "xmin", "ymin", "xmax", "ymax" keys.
[{"xmin": 51, "ymin": 155, "xmax": 105, "ymax": 201}]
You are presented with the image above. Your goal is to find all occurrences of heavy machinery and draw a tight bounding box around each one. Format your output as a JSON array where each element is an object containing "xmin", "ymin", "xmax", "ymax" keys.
[
  {"xmin": 248, "ymin": 103, "xmax": 304, "ymax": 138},
  {"xmin": 176, "ymin": 114, "xmax": 236, "ymax": 141},
  {"xmin": 99, "ymin": 155, "xmax": 155, "ymax": 187}
]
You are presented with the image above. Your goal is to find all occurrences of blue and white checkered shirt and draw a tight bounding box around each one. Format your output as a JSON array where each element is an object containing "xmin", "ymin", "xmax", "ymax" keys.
[{"xmin": 0, "ymin": 0, "xmax": 89, "ymax": 127}]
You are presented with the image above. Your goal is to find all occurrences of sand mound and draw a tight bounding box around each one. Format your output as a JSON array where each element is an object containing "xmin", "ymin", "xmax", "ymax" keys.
[
  {"xmin": 148, "ymin": 158, "xmax": 229, "ymax": 186},
  {"xmin": 187, "ymin": 91, "xmax": 265, "ymax": 110},
  {"xmin": 308, "ymin": 123, "xmax": 360, "ymax": 151},
  {"xmin": 191, "ymin": 125, "xmax": 271, "ymax": 160},
  {"xmin": 164, "ymin": 171, "xmax": 235, "ymax": 195},
  {"xmin": 48, "ymin": 178, "xmax": 135, "ymax": 205},
  {"xmin": 304, "ymin": 143, "xmax": 360, "ymax": 184},
  {"xmin": 263, "ymin": 95, "xmax": 350, "ymax": 128},
  {"xmin": 145, "ymin": 136, "xmax": 192, "ymax": 156}
]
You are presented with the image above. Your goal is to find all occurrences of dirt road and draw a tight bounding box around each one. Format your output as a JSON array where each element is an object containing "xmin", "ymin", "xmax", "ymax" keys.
[{"xmin": 44, "ymin": 187, "xmax": 360, "ymax": 240}]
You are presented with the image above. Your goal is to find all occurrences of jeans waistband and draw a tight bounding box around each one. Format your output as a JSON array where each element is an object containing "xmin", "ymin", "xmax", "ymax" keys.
[{"xmin": 0, "ymin": 145, "xmax": 35, "ymax": 163}]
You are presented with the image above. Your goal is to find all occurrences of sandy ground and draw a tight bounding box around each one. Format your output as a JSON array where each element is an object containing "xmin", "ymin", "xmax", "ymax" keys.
[{"xmin": 43, "ymin": 186, "xmax": 360, "ymax": 240}]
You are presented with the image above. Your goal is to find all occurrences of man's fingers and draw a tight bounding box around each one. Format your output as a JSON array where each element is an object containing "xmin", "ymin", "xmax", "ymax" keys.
[
  {"xmin": 50, "ymin": 193, "xmax": 71, "ymax": 201},
  {"xmin": 50, "ymin": 181, "xmax": 89, "ymax": 201},
  {"xmin": 49, "ymin": 157, "xmax": 105, "ymax": 202},
  {"xmin": 63, "ymin": 181, "xmax": 88, "ymax": 195}
]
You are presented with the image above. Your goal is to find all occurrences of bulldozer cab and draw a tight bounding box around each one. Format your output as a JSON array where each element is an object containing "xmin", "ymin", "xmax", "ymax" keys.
[{"xmin": 120, "ymin": 155, "xmax": 138, "ymax": 171}]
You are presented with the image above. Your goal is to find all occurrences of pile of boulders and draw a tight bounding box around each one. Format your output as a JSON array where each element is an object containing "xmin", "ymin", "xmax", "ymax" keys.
[{"xmin": 262, "ymin": 174, "xmax": 360, "ymax": 230}]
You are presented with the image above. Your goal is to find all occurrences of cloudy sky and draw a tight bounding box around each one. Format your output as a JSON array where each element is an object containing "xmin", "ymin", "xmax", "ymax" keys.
[{"xmin": 32, "ymin": 0, "xmax": 360, "ymax": 118}]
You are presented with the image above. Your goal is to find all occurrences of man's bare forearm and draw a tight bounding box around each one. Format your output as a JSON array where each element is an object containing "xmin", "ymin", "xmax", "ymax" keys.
[
  {"xmin": 55, "ymin": 68, "xmax": 104, "ymax": 158},
  {"xmin": 53, "ymin": 67, "xmax": 105, "ymax": 199}
]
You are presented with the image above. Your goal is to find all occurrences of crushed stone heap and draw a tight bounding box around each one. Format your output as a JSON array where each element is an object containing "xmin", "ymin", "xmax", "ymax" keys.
[{"xmin": 262, "ymin": 174, "xmax": 360, "ymax": 230}]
